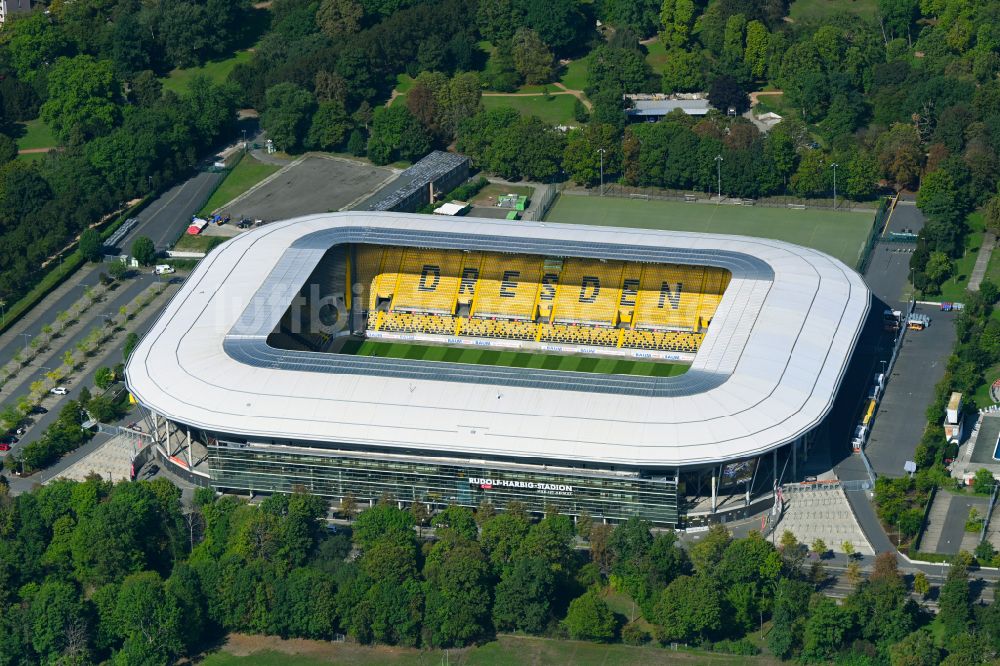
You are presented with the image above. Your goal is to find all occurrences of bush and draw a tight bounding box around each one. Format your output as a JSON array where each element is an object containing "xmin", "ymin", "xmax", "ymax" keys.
[
  {"xmin": 712, "ymin": 638, "xmax": 761, "ymax": 656},
  {"xmin": 975, "ymin": 539, "xmax": 996, "ymax": 563},
  {"xmin": 621, "ymin": 621, "xmax": 649, "ymax": 646},
  {"xmin": 562, "ymin": 589, "xmax": 617, "ymax": 642}
]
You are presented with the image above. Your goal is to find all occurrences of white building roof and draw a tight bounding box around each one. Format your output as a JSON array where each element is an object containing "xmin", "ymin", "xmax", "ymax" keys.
[{"xmin": 126, "ymin": 212, "xmax": 870, "ymax": 469}]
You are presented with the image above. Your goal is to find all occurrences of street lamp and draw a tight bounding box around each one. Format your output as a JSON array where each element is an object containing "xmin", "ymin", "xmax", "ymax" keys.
[
  {"xmin": 714, "ymin": 154, "xmax": 723, "ymax": 202},
  {"xmin": 19, "ymin": 333, "xmax": 30, "ymax": 355},
  {"xmin": 830, "ymin": 162, "xmax": 839, "ymax": 210},
  {"xmin": 597, "ymin": 148, "xmax": 606, "ymax": 196}
]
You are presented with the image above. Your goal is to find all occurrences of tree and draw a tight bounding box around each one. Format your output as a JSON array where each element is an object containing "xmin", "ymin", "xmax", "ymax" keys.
[
  {"xmin": 131, "ymin": 236, "xmax": 156, "ymax": 266},
  {"xmin": 316, "ymin": 0, "xmax": 363, "ymax": 37},
  {"xmin": 79, "ymin": 229, "xmax": 103, "ymax": 263},
  {"xmin": 511, "ymin": 28, "xmax": 554, "ymax": 85},
  {"xmin": 29, "ymin": 580, "xmax": 89, "ymax": 661},
  {"xmin": 422, "ymin": 537, "xmax": 492, "ymax": 647},
  {"xmin": 431, "ymin": 505, "xmax": 478, "ymax": 541},
  {"xmin": 845, "ymin": 150, "xmax": 880, "ymax": 200},
  {"xmin": 562, "ymin": 123, "xmax": 622, "ymax": 187},
  {"xmin": 519, "ymin": 0, "xmax": 587, "ymax": 54},
  {"xmin": 352, "ymin": 504, "xmax": 415, "ymax": 550},
  {"xmin": 108, "ymin": 261, "xmax": 128, "ymax": 282},
  {"xmin": 875, "ymin": 123, "xmax": 922, "ymax": 190},
  {"xmin": 801, "ymin": 596, "xmax": 849, "ymax": 662},
  {"xmin": 563, "ymin": 588, "xmax": 617, "ymax": 642},
  {"xmin": 480, "ymin": 512, "xmax": 530, "ymax": 572},
  {"xmin": 95, "ymin": 367, "xmax": 116, "ymax": 390},
  {"xmin": 367, "ymin": 106, "xmax": 431, "ymax": 165},
  {"xmin": 913, "ymin": 571, "xmax": 931, "ymax": 598},
  {"xmin": 262, "ymin": 84, "xmax": 317, "ymax": 153},
  {"xmin": 651, "ymin": 574, "xmax": 722, "ymax": 642},
  {"xmin": 111, "ymin": 571, "xmax": 184, "ymax": 662},
  {"xmin": 41, "ymin": 56, "xmax": 122, "ymax": 144},
  {"xmin": 123, "ymin": 333, "xmax": 139, "ymax": 362},
  {"xmin": 661, "ymin": 48, "xmax": 704, "ymax": 92},
  {"xmin": 889, "ymin": 628, "xmax": 939, "ymax": 666},
  {"xmin": 939, "ymin": 557, "xmax": 972, "ymax": 641},
  {"xmin": 841, "ymin": 540, "xmax": 855, "ymax": 559},
  {"xmin": 743, "ymin": 20, "xmax": 769, "ymax": 79},
  {"xmin": 708, "ymin": 75, "xmax": 750, "ymax": 115},
  {"xmin": 660, "ymin": 0, "xmax": 696, "ymax": 48},
  {"xmin": 917, "ymin": 168, "xmax": 962, "ymax": 225},
  {"xmin": 974, "ymin": 468, "xmax": 996, "ymax": 494},
  {"xmin": 492, "ymin": 556, "xmax": 556, "ymax": 633},
  {"xmin": 0, "ymin": 134, "xmax": 17, "ymax": 165},
  {"xmin": 810, "ymin": 538, "xmax": 827, "ymax": 558},
  {"xmin": 924, "ymin": 251, "xmax": 954, "ymax": 289},
  {"xmin": 307, "ymin": 102, "xmax": 352, "ymax": 152},
  {"xmin": 129, "ymin": 70, "xmax": 163, "ymax": 108},
  {"xmin": 767, "ymin": 577, "xmax": 812, "ymax": 659},
  {"xmin": 986, "ymin": 195, "xmax": 1000, "ymax": 235}
]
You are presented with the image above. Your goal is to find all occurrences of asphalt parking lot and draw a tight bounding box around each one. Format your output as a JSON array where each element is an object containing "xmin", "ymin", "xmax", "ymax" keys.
[
  {"xmin": 865, "ymin": 306, "xmax": 958, "ymax": 476},
  {"xmin": 221, "ymin": 156, "xmax": 397, "ymax": 222}
]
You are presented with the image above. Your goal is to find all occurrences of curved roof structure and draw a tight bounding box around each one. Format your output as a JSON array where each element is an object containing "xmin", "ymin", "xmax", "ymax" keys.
[{"xmin": 126, "ymin": 211, "xmax": 870, "ymax": 468}]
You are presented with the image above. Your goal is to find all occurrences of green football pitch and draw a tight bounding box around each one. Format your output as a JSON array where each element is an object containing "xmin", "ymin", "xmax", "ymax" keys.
[
  {"xmin": 339, "ymin": 339, "xmax": 688, "ymax": 377},
  {"xmin": 545, "ymin": 194, "xmax": 876, "ymax": 268}
]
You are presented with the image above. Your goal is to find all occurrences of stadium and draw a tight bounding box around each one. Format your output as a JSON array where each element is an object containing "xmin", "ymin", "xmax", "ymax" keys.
[{"xmin": 126, "ymin": 211, "xmax": 870, "ymax": 527}]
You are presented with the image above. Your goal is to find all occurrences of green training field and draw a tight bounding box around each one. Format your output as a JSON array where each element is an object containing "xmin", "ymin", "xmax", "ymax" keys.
[
  {"xmin": 161, "ymin": 50, "xmax": 253, "ymax": 94},
  {"xmin": 545, "ymin": 194, "xmax": 874, "ymax": 267},
  {"xmin": 340, "ymin": 339, "xmax": 687, "ymax": 377}
]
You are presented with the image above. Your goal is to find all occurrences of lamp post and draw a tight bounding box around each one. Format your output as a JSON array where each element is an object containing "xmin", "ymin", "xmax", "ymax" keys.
[
  {"xmin": 19, "ymin": 333, "xmax": 30, "ymax": 356},
  {"xmin": 597, "ymin": 148, "xmax": 606, "ymax": 196},
  {"xmin": 714, "ymin": 154, "xmax": 723, "ymax": 201},
  {"xmin": 831, "ymin": 162, "xmax": 839, "ymax": 210}
]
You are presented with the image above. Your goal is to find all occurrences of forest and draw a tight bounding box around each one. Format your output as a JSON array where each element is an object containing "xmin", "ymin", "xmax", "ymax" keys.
[{"xmin": 0, "ymin": 479, "xmax": 997, "ymax": 665}]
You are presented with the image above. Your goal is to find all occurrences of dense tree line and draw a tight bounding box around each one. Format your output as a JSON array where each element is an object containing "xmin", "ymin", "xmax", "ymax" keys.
[
  {"xmin": 3, "ymin": 477, "xmax": 1000, "ymax": 663},
  {"xmin": 0, "ymin": 2, "xmax": 241, "ymax": 308}
]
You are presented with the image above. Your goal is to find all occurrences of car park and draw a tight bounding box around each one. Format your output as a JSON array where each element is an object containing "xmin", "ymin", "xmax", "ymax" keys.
[{"xmin": 50, "ymin": 387, "xmax": 68, "ymax": 395}]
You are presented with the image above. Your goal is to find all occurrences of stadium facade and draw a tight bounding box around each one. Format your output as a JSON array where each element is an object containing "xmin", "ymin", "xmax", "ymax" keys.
[{"xmin": 126, "ymin": 211, "xmax": 870, "ymax": 527}]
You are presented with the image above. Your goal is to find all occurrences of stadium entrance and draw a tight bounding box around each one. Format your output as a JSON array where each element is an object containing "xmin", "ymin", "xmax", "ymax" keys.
[{"xmin": 207, "ymin": 440, "xmax": 681, "ymax": 525}]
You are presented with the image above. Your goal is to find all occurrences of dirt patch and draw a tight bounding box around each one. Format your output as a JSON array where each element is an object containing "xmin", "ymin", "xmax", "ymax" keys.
[{"xmin": 219, "ymin": 634, "xmax": 472, "ymax": 662}]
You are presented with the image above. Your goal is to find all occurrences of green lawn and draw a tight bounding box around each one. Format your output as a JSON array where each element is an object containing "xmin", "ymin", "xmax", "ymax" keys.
[
  {"xmin": 161, "ymin": 50, "xmax": 253, "ymax": 95},
  {"xmin": 936, "ymin": 212, "xmax": 984, "ymax": 303},
  {"xmin": 340, "ymin": 339, "xmax": 688, "ymax": 377},
  {"xmin": 546, "ymin": 194, "xmax": 874, "ymax": 267},
  {"xmin": 482, "ymin": 94, "xmax": 579, "ymax": 126},
  {"xmin": 644, "ymin": 39, "xmax": 668, "ymax": 73},
  {"xmin": 559, "ymin": 55, "xmax": 591, "ymax": 91},
  {"xmin": 17, "ymin": 152, "xmax": 47, "ymax": 162},
  {"xmin": 788, "ymin": 0, "xmax": 877, "ymax": 22},
  {"xmin": 201, "ymin": 635, "xmax": 769, "ymax": 665},
  {"xmin": 172, "ymin": 233, "xmax": 228, "ymax": 253},
  {"xmin": 14, "ymin": 118, "xmax": 57, "ymax": 151},
  {"xmin": 199, "ymin": 155, "xmax": 281, "ymax": 215}
]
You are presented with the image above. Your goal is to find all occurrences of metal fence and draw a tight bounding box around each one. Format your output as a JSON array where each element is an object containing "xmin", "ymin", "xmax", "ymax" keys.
[
  {"xmin": 524, "ymin": 184, "xmax": 558, "ymax": 221},
  {"xmin": 856, "ymin": 196, "xmax": 892, "ymax": 273}
]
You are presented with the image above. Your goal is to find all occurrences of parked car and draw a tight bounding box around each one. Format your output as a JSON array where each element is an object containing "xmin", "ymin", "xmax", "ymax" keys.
[
  {"xmin": 0, "ymin": 442, "xmax": 10, "ymax": 452},
  {"xmin": 153, "ymin": 264, "xmax": 175, "ymax": 275},
  {"xmin": 30, "ymin": 406, "xmax": 47, "ymax": 415},
  {"xmin": 0, "ymin": 435, "xmax": 17, "ymax": 446},
  {"xmin": 50, "ymin": 386, "xmax": 68, "ymax": 395}
]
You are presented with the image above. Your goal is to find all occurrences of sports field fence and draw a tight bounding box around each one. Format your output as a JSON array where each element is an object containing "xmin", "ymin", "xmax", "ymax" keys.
[{"xmin": 559, "ymin": 183, "xmax": 881, "ymax": 213}]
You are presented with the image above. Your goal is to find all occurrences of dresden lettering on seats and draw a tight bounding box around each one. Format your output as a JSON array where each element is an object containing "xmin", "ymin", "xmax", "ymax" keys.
[
  {"xmin": 658, "ymin": 281, "xmax": 682, "ymax": 309},
  {"xmin": 417, "ymin": 264, "xmax": 440, "ymax": 292}
]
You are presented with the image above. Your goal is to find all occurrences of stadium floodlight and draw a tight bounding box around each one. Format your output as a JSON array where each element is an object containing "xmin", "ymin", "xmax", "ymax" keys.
[
  {"xmin": 597, "ymin": 148, "xmax": 607, "ymax": 196},
  {"xmin": 714, "ymin": 154, "xmax": 723, "ymax": 201},
  {"xmin": 831, "ymin": 162, "xmax": 839, "ymax": 210}
]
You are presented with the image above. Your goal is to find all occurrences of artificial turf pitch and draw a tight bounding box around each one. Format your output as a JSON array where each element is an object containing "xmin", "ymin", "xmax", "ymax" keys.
[
  {"xmin": 546, "ymin": 194, "xmax": 875, "ymax": 268},
  {"xmin": 339, "ymin": 339, "xmax": 688, "ymax": 377}
]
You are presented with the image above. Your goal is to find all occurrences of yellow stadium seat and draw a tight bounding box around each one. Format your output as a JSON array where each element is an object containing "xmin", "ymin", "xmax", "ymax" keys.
[
  {"xmin": 551, "ymin": 258, "xmax": 624, "ymax": 325},
  {"xmin": 633, "ymin": 264, "xmax": 706, "ymax": 331},
  {"xmin": 390, "ymin": 248, "xmax": 465, "ymax": 314},
  {"xmin": 355, "ymin": 245, "xmax": 384, "ymax": 312},
  {"xmin": 472, "ymin": 253, "xmax": 542, "ymax": 319}
]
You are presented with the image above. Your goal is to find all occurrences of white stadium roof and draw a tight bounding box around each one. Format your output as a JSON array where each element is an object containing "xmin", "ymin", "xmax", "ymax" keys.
[{"xmin": 126, "ymin": 212, "xmax": 870, "ymax": 468}]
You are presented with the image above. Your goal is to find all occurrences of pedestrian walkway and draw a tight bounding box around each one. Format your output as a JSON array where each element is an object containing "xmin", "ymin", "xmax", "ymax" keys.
[
  {"xmin": 777, "ymin": 486, "xmax": 874, "ymax": 555},
  {"xmin": 44, "ymin": 432, "xmax": 136, "ymax": 484},
  {"xmin": 969, "ymin": 231, "xmax": 996, "ymax": 292}
]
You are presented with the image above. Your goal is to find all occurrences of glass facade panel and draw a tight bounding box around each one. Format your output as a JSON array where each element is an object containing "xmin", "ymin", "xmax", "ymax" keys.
[{"xmin": 208, "ymin": 443, "xmax": 679, "ymax": 525}]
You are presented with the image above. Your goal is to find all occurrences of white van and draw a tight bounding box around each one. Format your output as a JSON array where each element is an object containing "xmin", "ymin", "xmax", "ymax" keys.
[{"xmin": 153, "ymin": 264, "xmax": 175, "ymax": 275}]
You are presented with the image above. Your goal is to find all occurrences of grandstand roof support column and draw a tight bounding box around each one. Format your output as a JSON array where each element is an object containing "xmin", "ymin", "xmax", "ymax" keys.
[
  {"xmin": 792, "ymin": 439, "xmax": 797, "ymax": 480},
  {"xmin": 186, "ymin": 428, "xmax": 192, "ymax": 469},
  {"xmin": 710, "ymin": 466, "xmax": 717, "ymax": 513}
]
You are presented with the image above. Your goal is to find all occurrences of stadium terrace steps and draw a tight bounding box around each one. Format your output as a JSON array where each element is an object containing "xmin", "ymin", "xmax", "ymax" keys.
[{"xmin": 349, "ymin": 244, "xmax": 731, "ymax": 355}]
